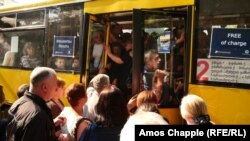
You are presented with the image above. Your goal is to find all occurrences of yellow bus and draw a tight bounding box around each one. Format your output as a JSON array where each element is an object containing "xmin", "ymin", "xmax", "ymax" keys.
[{"xmin": 1, "ymin": 0, "xmax": 250, "ymax": 125}]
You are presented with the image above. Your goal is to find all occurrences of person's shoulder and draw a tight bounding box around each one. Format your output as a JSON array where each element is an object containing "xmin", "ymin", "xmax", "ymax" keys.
[
  {"xmin": 76, "ymin": 118, "xmax": 93, "ymax": 141},
  {"xmin": 9, "ymin": 97, "xmax": 40, "ymax": 120},
  {"xmin": 87, "ymin": 87, "xmax": 98, "ymax": 97}
]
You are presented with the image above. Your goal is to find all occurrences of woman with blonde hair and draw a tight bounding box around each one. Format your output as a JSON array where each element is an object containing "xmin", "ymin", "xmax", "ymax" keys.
[
  {"xmin": 180, "ymin": 94, "xmax": 213, "ymax": 125},
  {"xmin": 127, "ymin": 90, "xmax": 158, "ymax": 114}
]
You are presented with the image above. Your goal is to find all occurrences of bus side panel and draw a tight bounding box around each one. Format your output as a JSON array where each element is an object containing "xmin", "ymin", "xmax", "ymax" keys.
[
  {"xmin": 84, "ymin": 0, "xmax": 194, "ymax": 14},
  {"xmin": 159, "ymin": 108, "xmax": 183, "ymax": 125},
  {"xmin": 189, "ymin": 84, "xmax": 250, "ymax": 124},
  {"xmin": 0, "ymin": 68, "xmax": 29, "ymax": 103},
  {"xmin": 0, "ymin": 68, "xmax": 80, "ymax": 105}
]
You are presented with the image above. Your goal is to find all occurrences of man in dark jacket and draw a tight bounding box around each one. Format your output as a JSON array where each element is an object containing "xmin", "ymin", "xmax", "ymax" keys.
[{"xmin": 6, "ymin": 67, "xmax": 67, "ymax": 141}]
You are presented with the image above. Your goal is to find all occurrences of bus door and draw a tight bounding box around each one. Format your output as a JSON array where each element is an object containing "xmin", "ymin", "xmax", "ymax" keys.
[
  {"xmin": 132, "ymin": 8, "xmax": 188, "ymax": 108},
  {"xmin": 81, "ymin": 13, "xmax": 109, "ymax": 84}
]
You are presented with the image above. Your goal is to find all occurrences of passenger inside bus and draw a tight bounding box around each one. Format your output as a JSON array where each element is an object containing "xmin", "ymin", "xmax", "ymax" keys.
[
  {"xmin": 109, "ymin": 22, "xmax": 123, "ymax": 45},
  {"xmin": 1, "ymin": 38, "xmax": 15, "ymax": 66},
  {"xmin": 72, "ymin": 56, "xmax": 80, "ymax": 70},
  {"xmin": 152, "ymin": 73, "xmax": 170, "ymax": 107},
  {"xmin": 91, "ymin": 30, "xmax": 104, "ymax": 69},
  {"xmin": 105, "ymin": 32, "xmax": 133, "ymax": 101},
  {"xmin": 143, "ymin": 49, "xmax": 167, "ymax": 90},
  {"xmin": 0, "ymin": 33, "xmax": 7, "ymax": 63},
  {"xmin": 105, "ymin": 42, "xmax": 123, "ymax": 86},
  {"xmin": 54, "ymin": 57, "xmax": 66, "ymax": 70},
  {"xmin": 20, "ymin": 42, "xmax": 41, "ymax": 68}
]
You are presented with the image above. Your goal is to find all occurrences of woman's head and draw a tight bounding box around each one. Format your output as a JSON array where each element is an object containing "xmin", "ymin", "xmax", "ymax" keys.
[
  {"xmin": 23, "ymin": 42, "xmax": 35, "ymax": 56},
  {"xmin": 92, "ymin": 30, "xmax": 104, "ymax": 44},
  {"xmin": 180, "ymin": 94, "xmax": 208, "ymax": 125},
  {"xmin": 66, "ymin": 83, "xmax": 87, "ymax": 108},
  {"xmin": 95, "ymin": 85, "xmax": 129, "ymax": 127},
  {"xmin": 53, "ymin": 77, "xmax": 66, "ymax": 100},
  {"xmin": 136, "ymin": 90, "xmax": 158, "ymax": 107}
]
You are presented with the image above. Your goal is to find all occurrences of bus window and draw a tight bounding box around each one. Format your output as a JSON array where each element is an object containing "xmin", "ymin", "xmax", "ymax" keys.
[
  {"xmin": 19, "ymin": 41, "xmax": 43, "ymax": 68},
  {"xmin": 47, "ymin": 4, "xmax": 82, "ymax": 71},
  {"xmin": 16, "ymin": 9, "xmax": 45, "ymax": 27},
  {"xmin": 0, "ymin": 30, "xmax": 44, "ymax": 68},
  {"xmin": 194, "ymin": 0, "xmax": 250, "ymax": 87},
  {"xmin": 0, "ymin": 14, "xmax": 16, "ymax": 28}
]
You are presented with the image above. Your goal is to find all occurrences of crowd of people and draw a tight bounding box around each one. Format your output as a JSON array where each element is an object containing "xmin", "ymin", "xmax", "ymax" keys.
[
  {"xmin": 0, "ymin": 65, "xmax": 214, "ymax": 141},
  {"xmin": 0, "ymin": 23, "xmax": 215, "ymax": 141}
]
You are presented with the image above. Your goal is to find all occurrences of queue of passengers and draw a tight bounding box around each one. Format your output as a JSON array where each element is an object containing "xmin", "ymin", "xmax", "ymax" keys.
[
  {"xmin": 0, "ymin": 65, "xmax": 214, "ymax": 141},
  {"xmin": 1, "ymin": 24, "xmax": 214, "ymax": 141}
]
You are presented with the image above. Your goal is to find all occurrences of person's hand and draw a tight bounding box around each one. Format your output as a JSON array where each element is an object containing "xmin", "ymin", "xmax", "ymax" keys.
[
  {"xmin": 54, "ymin": 116, "xmax": 66, "ymax": 127},
  {"xmin": 156, "ymin": 69, "xmax": 169, "ymax": 78},
  {"xmin": 105, "ymin": 45, "xmax": 112, "ymax": 55},
  {"xmin": 57, "ymin": 133, "xmax": 70, "ymax": 141}
]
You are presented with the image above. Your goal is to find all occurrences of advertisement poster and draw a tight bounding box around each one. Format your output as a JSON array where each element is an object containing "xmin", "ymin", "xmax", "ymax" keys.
[
  {"xmin": 209, "ymin": 28, "xmax": 250, "ymax": 59},
  {"xmin": 53, "ymin": 36, "xmax": 75, "ymax": 57},
  {"xmin": 158, "ymin": 31, "xmax": 171, "ymax": 53},
  {"xmin": 197, "ymin": 59, "xmax": 250, "ymax": 84}
]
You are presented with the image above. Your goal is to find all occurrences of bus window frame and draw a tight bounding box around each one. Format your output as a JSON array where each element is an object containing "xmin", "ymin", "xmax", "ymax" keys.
[
  {"xmin": 192, "ymin": 0, "xmax": 250, "ymax": 89},
  {"xmin": 81, "ymin": 13, "xmax": 109, "ymax": 84},
  {"xmin": 133, "ymin": 7, "xmax": 193, "ymax": 107},
  {"xmin": 0, "ymin": 3, "xmax": 84, "ymax": 73}
]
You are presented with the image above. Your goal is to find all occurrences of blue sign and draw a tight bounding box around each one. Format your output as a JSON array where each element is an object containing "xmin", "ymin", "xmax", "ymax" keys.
[
  {"xmin": 158, "ymin": 31, "xmax": 171, "ymax": 53},
  {"xmin": 53, "ymin": 36, "xmax": 76, "ymax": 57},
  {"xmin": 209, "ymin": 28, "xmax": 250, "ymax": 59}
]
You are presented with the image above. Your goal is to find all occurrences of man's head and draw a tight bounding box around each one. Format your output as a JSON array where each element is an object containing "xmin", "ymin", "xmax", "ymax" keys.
[
  {"xmin": 29, "ymin": 67, "xmax": 57, "ymax": 101},
  {"xmin": 144, "ymin": 49, "xmax": 161, "ymax": 71}
]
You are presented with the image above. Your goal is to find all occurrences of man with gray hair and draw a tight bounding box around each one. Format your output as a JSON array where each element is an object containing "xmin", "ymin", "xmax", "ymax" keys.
[
  {"xmin": 83, "ymin": 74, "xmax": 110, "ymax": 121},
  {"xmin": 7, "ymin": 67, "xmax": 67, "ymax": 141},
  {"xmin": 143, "ymin": 49, "xmax": 161, "ymax": 90}
]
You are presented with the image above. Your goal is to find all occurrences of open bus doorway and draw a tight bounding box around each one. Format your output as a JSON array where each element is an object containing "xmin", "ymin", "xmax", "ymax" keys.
[{"xmin": 82, "ymin": 7, "xmax": 190, "ymax": 124}]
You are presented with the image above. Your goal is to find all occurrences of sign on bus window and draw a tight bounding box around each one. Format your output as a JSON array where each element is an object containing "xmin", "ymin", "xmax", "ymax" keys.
[
  {"xmin": 209, "ymin": 28, "xmax": 250, "ymax": 59},
  {"xmin": 197, "ymin": 58, "xmax": 250, "ymax": 84},
  {"xmin": 53, "ymin": 36, "xmax": 76, "ymax": 57},
  {"xmin": 158, "ymin": 31, "xmax": 171, "ymax": 53}
]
